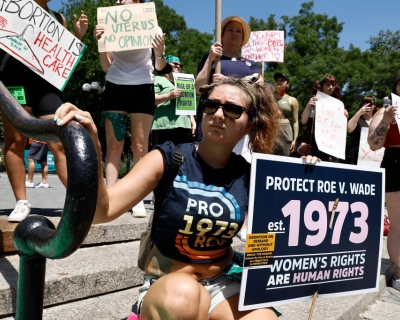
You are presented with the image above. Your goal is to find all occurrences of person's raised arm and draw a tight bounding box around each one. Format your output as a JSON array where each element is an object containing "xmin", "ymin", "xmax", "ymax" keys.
[
  {"xmin": 347, "ymin": 104, "xmax": 370, "ymax": 133},
  {"xmin": 72, "ymin": 10, "xmax": 88, "ymax": 40},
  {"xmin": 54, "ymin": 103, "xmax": 165, "ymax": 224},
  {"xmin": 301, "ymin": 96, "xmax": 316, "ymax": 125},
  {"xmin": 195, "ymin": 42, "xmax": 222, "ymax": 94},
  {"xmin": 368, "ymin": 106, "xmax": 396, "ymax": 151},
  {"xmin": 94, "ymin": 25, "xmax": 112, "ymax": 73},
  {"xmin": 153, "ymin": 34, "xmax": 167, "ymax": 71},
  {"xmin": 290, "ymin": 97, "xmax": 299, "ymax": 153}
]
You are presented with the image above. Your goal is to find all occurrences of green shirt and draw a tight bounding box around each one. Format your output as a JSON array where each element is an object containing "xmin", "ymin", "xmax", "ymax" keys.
[{"xmin": 152, "ymin": 76, "xmax": 191, "ymax": 131}]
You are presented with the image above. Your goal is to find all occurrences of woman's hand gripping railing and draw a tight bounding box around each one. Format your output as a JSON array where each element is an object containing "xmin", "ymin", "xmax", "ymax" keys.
[{"xmin": 0, "ymin": 82, "xmax": 98, "ymax": 320}]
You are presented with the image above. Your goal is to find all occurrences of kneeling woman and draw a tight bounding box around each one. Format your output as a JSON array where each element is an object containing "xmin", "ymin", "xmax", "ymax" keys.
[{"xmin": 55, "ymin": 78, "xmax": 281, "ymax": 319}]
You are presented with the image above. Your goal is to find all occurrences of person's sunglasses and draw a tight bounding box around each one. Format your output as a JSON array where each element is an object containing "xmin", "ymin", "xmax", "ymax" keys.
[{"xmin": 201, "ymin": 99, "xmax": 249, "ymax": 119}]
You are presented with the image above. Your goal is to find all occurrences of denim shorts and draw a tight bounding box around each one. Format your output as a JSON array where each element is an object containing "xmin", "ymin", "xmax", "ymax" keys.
[{"xmin": 137, "ymin": 273, "xmax": 240, "ymax": 315}]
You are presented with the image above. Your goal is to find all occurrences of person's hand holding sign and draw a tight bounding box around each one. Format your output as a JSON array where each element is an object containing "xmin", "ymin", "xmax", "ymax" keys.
[
  {"xmin": 94, "ymin": 25, "xmax": 105, "ymax": 41},
  {"xmin": 168, "ymin": 89, "xmax": 182, "ymax": 100},
  {"xmin": 73, "ymin": 11, "xmax": 88, "ymax": 40}
]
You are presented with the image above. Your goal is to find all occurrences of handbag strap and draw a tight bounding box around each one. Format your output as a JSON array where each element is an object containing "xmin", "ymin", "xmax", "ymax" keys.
[{"xmin": 149, "ymin": 145, "xmax": 184, "ymax": 237}]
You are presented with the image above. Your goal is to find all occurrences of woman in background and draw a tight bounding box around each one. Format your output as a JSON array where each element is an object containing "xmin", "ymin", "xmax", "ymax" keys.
[
  {"xmin": 368, "ymin": 74, "xmax": 400, "ymax": 292},
  {"xmin": 346, "ymin": 94, "xmax": 378, "ymax": 164}
]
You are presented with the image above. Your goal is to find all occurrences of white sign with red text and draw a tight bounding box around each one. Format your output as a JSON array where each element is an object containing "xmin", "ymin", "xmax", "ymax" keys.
[
  {"xmin": 0, "ymin": 0, "xmax": 86, "ymax": 91},
  {"xmin": 357, "ymin": 127, "xmax": 384, "ymax": 167},
  {"xmin": 241, "ymin": 31, "xmax": 284, "ymax": 63},
  {"xmin": 314, "ymin": 91, "xmax": 347, "ymax": 159}
]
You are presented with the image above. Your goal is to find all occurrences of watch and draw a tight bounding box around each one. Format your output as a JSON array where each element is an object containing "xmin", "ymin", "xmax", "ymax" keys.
[{"xmin": 156, "ymin": 52, "xmax": 165, "ymax": 59}]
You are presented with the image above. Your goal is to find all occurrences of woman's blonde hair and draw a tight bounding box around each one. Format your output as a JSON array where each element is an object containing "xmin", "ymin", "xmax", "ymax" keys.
[{"xmin": 199, "ymin": 77, "xmax": 281, "ymax": 154}]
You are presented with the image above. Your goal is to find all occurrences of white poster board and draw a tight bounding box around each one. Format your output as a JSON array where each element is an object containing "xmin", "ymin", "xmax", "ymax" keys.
[
  {"xmin": 357, "ymin": 127, "xmax": 384, "ymax": 167},
  {"xmin": 391, "ymin": 92, "xmax": 400, "ymax": 132},
  {"xmin": 241, "ymin": 31, "xmax": 284, "ymax": 63},
  {"xmin": 314, "ymin": 91, "xmax": 347, "ymax": 159},
  {"xmin": 97, "ymin": 2, "xmax": 159, "ymax": 52},
  {"xmin": 0, "ymin": 0, "xmax": 86, "ymax": 91},
  {"xmin": 172, "ymin": 73, "xmax": 196, "ymax": 116}
]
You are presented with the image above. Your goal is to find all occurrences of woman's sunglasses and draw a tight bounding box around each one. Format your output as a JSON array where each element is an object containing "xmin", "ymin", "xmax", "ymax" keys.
[{"xmin": 201, "ymin": 99, "xmax": 249, "ymax": 119}]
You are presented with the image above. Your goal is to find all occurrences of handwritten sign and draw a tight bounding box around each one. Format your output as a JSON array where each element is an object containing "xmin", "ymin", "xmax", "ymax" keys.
[
  {"xmin": 239, "ymin": 154, "xmax": 384, "ymax": 310},
  {"xmin": 314, "ymin": 91, "xmax": 347, "ymax": 159},
  {"xmin": 0, "ymin": 0, "xmax": 86, "ymax": 91},
  {"xmin": 357, "ymin": 127, "xmax": 384, "ymax": 167},
  {"xmin": 241, "ymin": 31, "xmax": 284, "ymax": 63},
  {"xmin": 172, "ymin": 73, "xmax": 196, "ymax": 116},
  {"xmin": 97, "ymin": 2, "xmax": 159, "ymax": 52}
]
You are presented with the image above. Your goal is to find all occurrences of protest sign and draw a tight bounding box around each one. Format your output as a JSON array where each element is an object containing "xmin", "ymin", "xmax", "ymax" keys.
[
  {"xmin": 172, "ymin": 73, "xmax": 196, "ymax": 116},
  {"xmin": 241, "ymin": 31, "xmax": 284, "ymax": 63},
  {"xmin": 0, "ymin": 0, "xmax": 86, "ymax": 91},
  {"xmin": 97, "ymin": 2, "xmax": 159, "ymax": 52},
  {"xmin": 357, "ymin": 127, "xmax": 384, "ymax": 167},
  {"xmin": 391, "ymin": 92, "xmax": 400, "ymax": 132},
  {"xmin": 314, "ymin": 91, "xmax": 347, "ymax": 159},
  {"xmin": 239, "ymin": 154, "xmax": 384, "ymax": 311}
]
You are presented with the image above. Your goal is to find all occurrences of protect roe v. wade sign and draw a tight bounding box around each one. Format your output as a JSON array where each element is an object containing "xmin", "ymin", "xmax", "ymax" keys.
[
  {"xmin": 97, "ymin": 2, "xmax": 159, "ymax": 52},
  {"xmin": 0, "ymin": 0, "xmax": 86, "ymax": 91},
  {"xmin": 239, "ymin": 154, "xmax": 384, "ymax": 310}
]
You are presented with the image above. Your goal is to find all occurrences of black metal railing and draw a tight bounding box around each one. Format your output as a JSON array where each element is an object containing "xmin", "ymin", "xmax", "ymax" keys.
[{"xmin": 0, "ymin": 82, "xmax": 98, "ymax": 319}]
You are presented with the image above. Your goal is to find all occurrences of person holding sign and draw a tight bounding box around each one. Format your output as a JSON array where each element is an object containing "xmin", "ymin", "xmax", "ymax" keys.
[
  {"xmin": 300, "ymin": 74, "xmax": 348, "ymax": 161},
  {"xmin": 346, "ymin": 94, "xmax": 378, "ymax": 164},
  {"xmin": 368, "ymin": 74, "xmax": 400, "ymax": 291},
  {"xmin": 1, "ymin": 2, "xmax": 88, "ymax": 222},
  {"xmin": 151, "ymin": 55, "xmax": 196, "ymax": 147},
  {"xmin": 195, "ymin": 16, "xmax": 262, "ymax": 141},
  {"xmin": 54, "ymin": 77, "xmax": 282, "ymax": 319},
  {"xmin": 273, "ymin": 72, "xmax": 299, "ymax": 156},
  {"xmin": 94, "ymin": 0, "xmax": 167, "ymax": 216}
]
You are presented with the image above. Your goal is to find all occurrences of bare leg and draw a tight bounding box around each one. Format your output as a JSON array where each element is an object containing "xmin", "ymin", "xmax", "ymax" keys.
[
  {"xmin": 386, "ymin": 191, "xmax": 400, "ymax": 278},
  {"xmin": 104, "ymin": 117, "xmax": 125, "ymax": 187},
  {"xmin": 27, "ymin": 158, "xmax": 36, "ymax": 183},
  {"xmin": 40, "ymin": 161, "xmax": 48, "ymax": 184},
  {"xmin": 130, "ymin": 113, "xmax": 153, "ymax": 165},
  {"xmin": 140, "ymin": 273, "xmax": 210, "ymax": 320},
  {"xmin": 2, "ymin": 110, "xmax": 30, "ymax": 201}
]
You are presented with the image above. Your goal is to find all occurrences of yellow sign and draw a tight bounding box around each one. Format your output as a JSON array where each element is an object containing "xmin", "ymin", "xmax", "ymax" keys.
[{"xmin": 245, "ymin": 233, "xmax": 275, "ymax": 253}]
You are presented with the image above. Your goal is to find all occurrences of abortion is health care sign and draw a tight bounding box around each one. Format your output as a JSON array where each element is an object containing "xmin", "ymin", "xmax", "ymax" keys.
[
  {"xmin": 239, "ymin": 154, "xmax": 384, "ymax": 311},
  {"xmin": 172, "ymin": 73, "xmax": 196, "ymax": 116},
  {"xmin": 97, "ymin": 2, "xmax": 159, "ymax": 52},
  {"xmin": 0, "ymin": 0, "xmax": 86, "ymax": 91},
  {"xmin": 241, "ymin": 31, "xmax": 284, "ymax": 63}
]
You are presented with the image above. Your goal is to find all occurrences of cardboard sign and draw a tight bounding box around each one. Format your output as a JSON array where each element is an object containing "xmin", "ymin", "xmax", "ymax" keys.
[
  {"xmin": 357, "ymin": 127, "xmax": 384, "ymax": 167},
  {"xmin": 97, "ymin": 2, "xmax": 159, "ymax": 52},
  {"xmin": 314, "ymin": 91, "xmax": 347, "ymax": 159},
  {"xmin": 241, "ymin": 31, "xmax": 285, "ymax": 63},
  {"xmin": 239, "ymin": 154, "xmax": 384, "ymax": 311},
  {"xmin": 172, "ymin": 73, "xmax": 196, "ymax": 116},
  {"xmin": 0, "ymin": 0, "xmax": 86, "ymax": 91}
]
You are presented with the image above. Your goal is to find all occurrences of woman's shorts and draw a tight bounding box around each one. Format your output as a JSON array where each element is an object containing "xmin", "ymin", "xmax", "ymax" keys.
[
  {"xmin": 28, "ymin": 142, "xmax": 48, "ymax": 163},
  {"xmin": 103, "ymin": 81, "xmax": 156, "ymax": 115},
  {"xmin": 137, "ymin": 273, "xmax": 240, "ymax": 315},
  {"xmin": 381, "ymin": 147, "xmax": 400, "ymax": 192}
]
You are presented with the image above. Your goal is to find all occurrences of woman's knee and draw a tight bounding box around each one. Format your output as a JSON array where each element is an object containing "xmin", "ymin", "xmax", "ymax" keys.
[{"xmin": 142, "ymin": 274, "xmax": 209, "ymax": 319}]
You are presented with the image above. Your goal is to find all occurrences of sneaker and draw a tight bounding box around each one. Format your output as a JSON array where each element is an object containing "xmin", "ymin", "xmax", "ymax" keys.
[
  {"xmin": 392, "ymin": 276, "xmax": 400, "ymax": 291},
  {"xmin": 132, "ymin": 200, "xmax": 147, "ymax": 218},
  {"xmin": 25, "ymin": 181, "xmax": 35, "ymax": 188},
  {"xmin": 8, "ymin": 200, "xmax": 31, "ymax": 222},
  {"xmin": 35, "ymin": 183, "xmax": 49, "ymax": 188}
]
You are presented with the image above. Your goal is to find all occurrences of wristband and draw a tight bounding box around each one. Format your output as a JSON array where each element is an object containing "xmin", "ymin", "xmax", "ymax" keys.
[
  {"xmin": 156, "ymin": 52, "xmax": 165, "ymax": 59},
  {"xmin": 381, "ymin": 120, "xmax": 389, "ymax": 126}
]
